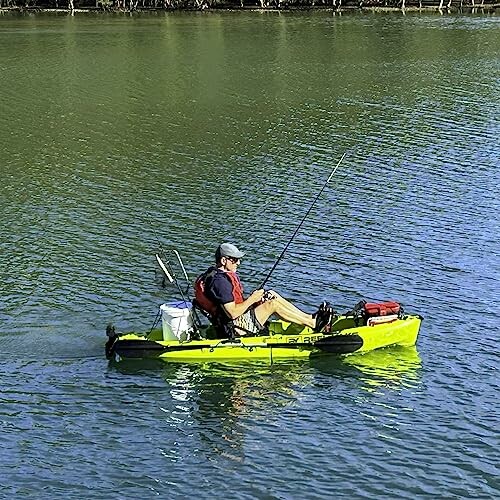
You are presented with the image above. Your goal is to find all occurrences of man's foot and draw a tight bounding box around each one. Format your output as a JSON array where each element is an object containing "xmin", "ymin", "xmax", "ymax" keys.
[
  {"xmin": 312, "ymin": 301, "xmax": 330, "ymax": 317},
  {"xmin": 313, "ymin": 301, "xmax": 335, "ymax": 333}
]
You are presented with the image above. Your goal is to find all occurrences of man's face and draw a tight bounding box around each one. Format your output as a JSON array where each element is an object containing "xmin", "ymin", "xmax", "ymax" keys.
[{"xmin": 222, "ymin": 255, "xmax": 241, "ymax": 272}]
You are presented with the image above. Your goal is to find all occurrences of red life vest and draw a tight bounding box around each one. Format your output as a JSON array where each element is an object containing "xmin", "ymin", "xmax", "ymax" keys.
[
  {"xmin": 194, "ymin": 267, "xmax": 244, "ymax": 317},
  {"xmin": 227, "ymin": 272, "xmax": 244, "ymax": 304}
]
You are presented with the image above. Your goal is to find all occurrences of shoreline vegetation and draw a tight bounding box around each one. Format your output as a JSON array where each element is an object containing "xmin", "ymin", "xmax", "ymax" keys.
[{"xmin": 0, "ymin": 0, "xmax": 498, "ymax": 14}]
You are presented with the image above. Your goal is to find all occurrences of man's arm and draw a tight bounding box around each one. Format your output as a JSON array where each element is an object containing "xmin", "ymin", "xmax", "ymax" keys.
[{"xmin": 222, "ymin": 289, "xmax": 265, "ymax": 319}]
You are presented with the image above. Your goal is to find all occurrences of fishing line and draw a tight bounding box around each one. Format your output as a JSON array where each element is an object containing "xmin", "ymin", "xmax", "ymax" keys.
[{"xmin": 259, "ymin": 151, "xmax": 347, "ymax": 289}]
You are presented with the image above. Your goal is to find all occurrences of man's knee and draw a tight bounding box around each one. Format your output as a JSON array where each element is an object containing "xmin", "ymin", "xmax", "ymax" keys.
[
  {"xmin": 268, "ymin": 290, "xmax": 283, "ymax": 301},
  {"xmin": 254, "ymin": 302, "xmax": 273, "ymax": 325}
]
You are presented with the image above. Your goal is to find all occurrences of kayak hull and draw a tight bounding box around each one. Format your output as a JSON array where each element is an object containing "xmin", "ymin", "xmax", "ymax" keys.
[{"xmin": 108, "ymin": 314, "xmax": 422, "ymax": 363}]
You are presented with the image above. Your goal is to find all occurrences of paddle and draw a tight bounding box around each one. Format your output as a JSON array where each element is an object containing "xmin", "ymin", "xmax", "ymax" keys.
[
  {"xmin": 260, "ymin": 151, "xmax": 347, "ymax": 289},
  {"xmin": 314, "ymin": 334, "xmax": 364, "ymax": 354}
]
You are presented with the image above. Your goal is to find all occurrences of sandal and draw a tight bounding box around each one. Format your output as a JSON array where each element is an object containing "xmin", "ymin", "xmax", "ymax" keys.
[{"xmin": 313, "ymin": 301, "xmax": 335, "ymax": 333}]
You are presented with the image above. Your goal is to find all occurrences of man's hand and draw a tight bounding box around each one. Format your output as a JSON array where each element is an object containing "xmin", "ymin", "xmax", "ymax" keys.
[
  {"xmin": 223, "ymin": 289, "xmax": 275, "ymax": 320},
  {"xmin": 252, "ymin": 289, "xmax": 276, "ymax": 304},
  {"xmin": 249, "ymin": 289, "xmax": 265, "ymax": 304},
  {"xmin": 262, "ymin": 290, "xmax": 276, "ymax": 302}
]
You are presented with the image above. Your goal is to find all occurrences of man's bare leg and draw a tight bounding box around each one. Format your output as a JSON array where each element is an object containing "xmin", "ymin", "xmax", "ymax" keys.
[{"xmin": 253, "ymin": 291, "xmax": 316, "ymax": 329}]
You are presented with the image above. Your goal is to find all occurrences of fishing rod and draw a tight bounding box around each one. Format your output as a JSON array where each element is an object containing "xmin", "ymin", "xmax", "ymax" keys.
[
  {"xmin": 173, "ymin": 249, "xmax": 192, "ymax": 296},
  {"xmin": 171, "ymin": 249, "xmax": 204, "ymax": 331},
  {"xmin": 146, "ymin": 254, "xmax": 186, "ymax": 339},
  {"xmin": 145, "ymin": 214, "xmax": 203, "ymax": 334},
  {"xmin": 146, "ymin": 213, "xmax": 192, "ymax": 295},
  {"xmin": 147, "ymin": 214, "xmax": 185, "ymax": 293},
  {"xmin": 155, "ymin": 253, "xmax": 190, "ymax": 309},
  {"xmin": 155, "ymin": 253, "xmax": 203, "ymax": 333},
  {"xmin": 259, "ymin": 151, "xmax": 347, "ymax": 289}
]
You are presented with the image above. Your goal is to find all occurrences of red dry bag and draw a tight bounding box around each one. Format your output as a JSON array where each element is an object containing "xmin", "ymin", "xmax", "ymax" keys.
[{"xmin": 363, "ymin": 301, "xmax": 401, "ymax": 318}]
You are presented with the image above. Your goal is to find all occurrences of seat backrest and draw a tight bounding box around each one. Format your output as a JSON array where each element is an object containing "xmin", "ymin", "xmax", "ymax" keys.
[
  {"xmin": 192, "ymin": 298, "xmax": 212, "ymax": 320},
  {"xmin": 193, "ymin": 299, "xmax": 235, "ymax": 339}
]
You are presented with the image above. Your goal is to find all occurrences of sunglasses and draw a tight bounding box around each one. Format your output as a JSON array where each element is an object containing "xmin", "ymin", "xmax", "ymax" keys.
[{"xmin": 225, "ymin": 256, "xmax": 241, "ymax": 263}]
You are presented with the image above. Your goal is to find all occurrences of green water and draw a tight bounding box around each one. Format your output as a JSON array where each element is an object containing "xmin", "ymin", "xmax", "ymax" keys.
[{"xmin": 0, "ymin": 11, "xmax": 498, "ymax": 499}]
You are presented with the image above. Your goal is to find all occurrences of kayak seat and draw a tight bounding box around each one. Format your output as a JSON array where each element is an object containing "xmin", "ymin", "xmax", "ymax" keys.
[
  {"xmin": 191, "ymin": 299, "xmax": 270, "ymax": 339},
  {"xmin": 192, "ymin": 298, "xmax": 212, "ymax": 320},
  {"xmin": 192, "ymin": 299, "xmax": 227, "ymax": 339}
]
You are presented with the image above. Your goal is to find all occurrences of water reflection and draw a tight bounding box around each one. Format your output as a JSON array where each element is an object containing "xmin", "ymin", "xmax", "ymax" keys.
[
  {"xmin": 109, "ymin": 359, "xmax": 311, "ymax": 462},
  {"xmin": 171, "ymin": 362, "xmax": 312, "ymax": 461},
  {"xmin": 110, "ymin": 346, "xmax": 422, "ymax": 399},
  {"xmin": 108, "ymin": 348, "xmax": 421, "ymax": 469},
  {"xmin": 311, "ymin": 346, "xmax": 422, "ymax": 392}
]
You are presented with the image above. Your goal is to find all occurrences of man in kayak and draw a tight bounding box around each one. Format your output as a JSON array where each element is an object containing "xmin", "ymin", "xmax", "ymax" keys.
[{"xmin": 194, "ymin": 242, "xmax": 335, "ymax": 338}]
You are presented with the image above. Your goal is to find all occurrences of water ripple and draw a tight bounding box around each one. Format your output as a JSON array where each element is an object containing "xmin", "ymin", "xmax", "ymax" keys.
[{"xmin": 1, "ymin": 10, "xmax": 499, "ymax": 500}]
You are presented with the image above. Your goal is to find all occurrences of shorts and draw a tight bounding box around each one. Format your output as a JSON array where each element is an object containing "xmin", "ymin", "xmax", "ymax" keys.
[{"xmin": 233, "ymin": 308, "xmax": 265, "ymax": 336}]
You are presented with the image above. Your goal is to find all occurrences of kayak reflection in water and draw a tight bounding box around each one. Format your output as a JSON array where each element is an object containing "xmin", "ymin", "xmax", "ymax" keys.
[{"xmin": 194, "ymin": 242, "xmax": 334, "ymax": 339}]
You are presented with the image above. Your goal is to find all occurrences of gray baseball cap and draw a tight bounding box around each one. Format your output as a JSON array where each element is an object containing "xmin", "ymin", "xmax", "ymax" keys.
[{"xmin": 216, "ymin": 242, "xmax": 245, "ymax": 259}]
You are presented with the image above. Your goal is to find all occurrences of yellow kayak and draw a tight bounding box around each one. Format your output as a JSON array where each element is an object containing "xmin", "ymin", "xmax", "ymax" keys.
[{"xmin": 106, "ymin": 313, "xmax": 422, "ymax": 363}]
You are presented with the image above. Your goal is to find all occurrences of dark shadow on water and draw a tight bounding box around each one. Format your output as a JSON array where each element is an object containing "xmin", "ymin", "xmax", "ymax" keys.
[{"xmin": 107, "ymin": 356, "xmax": 169, "ymax": 374}]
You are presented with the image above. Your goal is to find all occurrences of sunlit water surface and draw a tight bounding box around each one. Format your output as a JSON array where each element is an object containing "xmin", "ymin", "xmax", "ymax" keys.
[{"xmin": 0, "ymin": 10, "xmax": 498, "ymax": 498}]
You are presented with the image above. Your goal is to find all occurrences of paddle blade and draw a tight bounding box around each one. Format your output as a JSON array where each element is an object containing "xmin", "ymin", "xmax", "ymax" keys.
[{"xmin": 314, "ymin": 334, "xmax": 363, "ymax": 354}]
